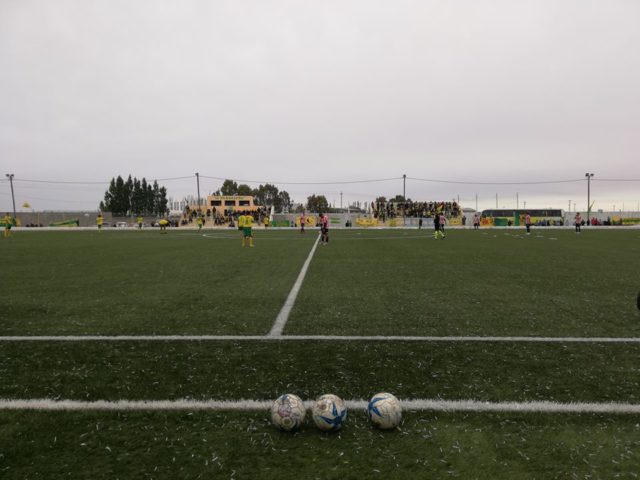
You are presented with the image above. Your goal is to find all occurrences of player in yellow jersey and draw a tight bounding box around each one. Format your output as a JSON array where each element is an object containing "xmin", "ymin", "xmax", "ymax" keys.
[
  {"xmin": 137, "ymin": 216, "xmax": 143, "ymax": 230},
  {"xmin": 241, "ymin": 212, "xmax": 254, "ymax": 247},
  {"xmin": 3, "ymin": 213, "xmax": 13, "ymax": 238},
  {"xmin": 96, "ymin": 213, "xmax": 103, "ymax": 232},
  {"xmin": 197, "ymin": 215, "xmax": 203, "ymax": 231},
  {"xmin": 159, "ymin": 218, "xmax": 169, "ymax": 233}
]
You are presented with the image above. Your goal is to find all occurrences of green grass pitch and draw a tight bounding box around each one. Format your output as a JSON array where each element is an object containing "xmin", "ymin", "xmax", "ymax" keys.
[{"xmin": 1, "ymin": 228, "xmax": 639, "ymax": 478}]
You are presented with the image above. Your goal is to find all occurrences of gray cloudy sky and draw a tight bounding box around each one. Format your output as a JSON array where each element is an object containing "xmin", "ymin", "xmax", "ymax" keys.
[{"xmin": 1, "ymin": 0, "xmax": 639, "ymax": 212}]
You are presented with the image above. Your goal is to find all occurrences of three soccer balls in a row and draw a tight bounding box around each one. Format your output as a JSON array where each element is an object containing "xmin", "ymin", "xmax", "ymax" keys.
[{"xmin": 271, "ymin": 392, "xmax": 402, "ymax": 432}]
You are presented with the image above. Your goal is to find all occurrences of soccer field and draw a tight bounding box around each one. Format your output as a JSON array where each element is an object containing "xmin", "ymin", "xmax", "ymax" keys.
[{"xmin": 1, "ymin": 228, "xmax": 639, "ymax": 478}]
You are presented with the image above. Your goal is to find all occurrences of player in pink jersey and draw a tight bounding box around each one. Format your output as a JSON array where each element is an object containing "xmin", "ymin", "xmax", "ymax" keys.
[
  {"xmin": 319, "ymin": 213, "xmax": 329, "ymax": 244},
  {"xmin": 574, "ymin": 212, "xmax": 582, "ymax": 233},
  {"xmin": 525, "ymin": 213, "xmax": 532, "ymax": 235},
  {"xmin": 436, "ymin": 213, "xmax": 446, "ymax": 239}
]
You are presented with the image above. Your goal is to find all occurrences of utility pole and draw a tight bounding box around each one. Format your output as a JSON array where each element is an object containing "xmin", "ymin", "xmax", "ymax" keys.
[
  {"xmin": 568, "ymin": 200, "xmax": 571, "ymax": 212},
  {"xmin": 516, "ymin": 192, "xmax": 519, "ymax": 210},
  {"xmin": 195, "ymin": 172, "xmax": 201, "ymax": 213},
  {"xmin": 523, "ymin": 201, "xmax": 526, "ymax": 210},
  {"xmin": 402, "ymin": 174, "xmax": 406, "ymax": 200},
  {"xmin": 496, "ymin": 193, "xmax": 498, "ymax": 209},
  {"xmin": 585, "ymin": 173, "xmax": 594, "ymax": 224},
  {"xmin": 475, "ymin": 194, "xmax": 478, "ymax": 212},
  {"xmin": 5, "ymin": 173, "xmax": 16, "ymax": 220},
  {"xmin": 340, "ymin": 191, "xmax": 343, "ymax": 210}
]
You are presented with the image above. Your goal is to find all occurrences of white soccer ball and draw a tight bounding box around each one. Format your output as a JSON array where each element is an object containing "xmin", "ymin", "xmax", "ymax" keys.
[
  {"xmin": 271, "ymin": 394, "xmax": 306, "ymax": 431},
  {"xmin": 367, "ymin": 392, "xmax": 402, "ymax": 429},
  {"xmin": 311, "ymin": 394, "xmax": 347, "ymax": 431}
]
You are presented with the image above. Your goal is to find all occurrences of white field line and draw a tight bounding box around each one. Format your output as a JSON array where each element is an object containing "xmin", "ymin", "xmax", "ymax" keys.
[
  {"xmin": 1, "ymin": 398, "xmax": 639, "ymax": 414},
  {"xmin": 1, "ymin": 335, "xmax": 640, "ymax": 343},
  {"xmin": 268, "ymin": 234, "xmax": 321, "ymax": 336}
]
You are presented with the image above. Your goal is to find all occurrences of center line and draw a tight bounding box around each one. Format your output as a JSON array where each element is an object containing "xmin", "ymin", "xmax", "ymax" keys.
[{"xmin": 268, "ymin": 234, "xmax": 321, "ymax": 336}]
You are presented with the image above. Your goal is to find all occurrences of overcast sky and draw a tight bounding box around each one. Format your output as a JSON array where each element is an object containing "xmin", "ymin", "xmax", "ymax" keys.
[{"xmin": 1, "ymin": 0, "xmax": 639, "ymax": 212}]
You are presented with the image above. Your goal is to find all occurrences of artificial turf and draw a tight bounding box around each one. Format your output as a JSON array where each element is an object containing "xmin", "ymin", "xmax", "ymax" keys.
[
  {"xmin": 0, "ymin": 230, "xmax": 315, "ymax": 335},
  {"xmin": 0, "ymin": 340, "xmax": 638, "ymax": 403},
  {"xmin": 2, "ymin": 227, "xmax": 640, "ymax": 478},
  {"xmin": 1, "ymin": 411, "xmax": 639, "ymax": 479},
  {"xmin": 288, "ymin": 229, "xmax": 640, "ymax": 336}
]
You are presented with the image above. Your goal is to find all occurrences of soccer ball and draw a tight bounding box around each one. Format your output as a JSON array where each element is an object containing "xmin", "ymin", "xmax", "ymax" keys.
[
  {"xmin": 367, "ymin": 392, "xmax": 402, "ymax": 429},
  {"xmin": 311, "ymin": 394, "xmax": 347, "ymax": 431},
  {"xmin": 271, "ymin": 394, "xmax": 306, "ymax": 431}
]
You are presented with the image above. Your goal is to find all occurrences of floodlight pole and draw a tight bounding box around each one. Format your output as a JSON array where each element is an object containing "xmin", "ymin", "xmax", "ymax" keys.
[
  {"xmin": 402, "ymin": 174, "xmax": 406, "ymax": 200},
  {"xmin": 195, "ymin": 172, "xmax": 201, "ymax": 213},
  {"xmin": 5, "ymin": 173, "xmax": 16, "ymax": 220},
  {"xmin": 516, "ymin": 192, "xmax": 519, "ymax": 210},
  {"xmin": 585, "ymin": 173, "xmax": 594, "ymax": 224},
  {"xmin": 402, "ymin": 174, "xmax": 406, "ymax": 225},
  {"xmin": 340, "ymin": 191, "xmax": 343, "ymax": 209}
]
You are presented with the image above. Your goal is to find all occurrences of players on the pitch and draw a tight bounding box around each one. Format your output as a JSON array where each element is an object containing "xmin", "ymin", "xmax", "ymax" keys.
[
  {"xmin": 525, "ymin": 212, "xmax": 532, "ymax": 235},
  {"xmin": 96, "ymin": 213, "xmax": 103, "ymax": 232},
  {"xmin": 319, "ymin": 213, "xmax": 329, "ymax": 244},
  {"xmin": 574, "ymin": 212, "xmax": 582, "ymax": 233},
  {"xmin": 434, "ymin": 212, "xmax": 446, "ymax": 239},
  {"xmin": 473, "ymin": 212, "xmax": 480, "ymax": 230},
  {"xmin": 3, "ymin": 213, "xmax": 13, "ymax": 238},
  {"xmin": 238, "ymin": 212, "xmax": 254, "ymax": 247}
]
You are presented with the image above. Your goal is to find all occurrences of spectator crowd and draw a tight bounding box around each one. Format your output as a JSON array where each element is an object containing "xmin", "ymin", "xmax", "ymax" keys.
[{"xmin": 372, "ymin": 200, "xmax": 461, "ymax": 221}]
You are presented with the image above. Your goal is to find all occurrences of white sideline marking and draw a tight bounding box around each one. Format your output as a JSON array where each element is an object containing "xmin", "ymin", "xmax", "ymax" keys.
[
  {"xmin": 268, "ymin": 234, "xmax": 321, "ymax": 336},
  {"xmin": 1, "ymin": 398, "xmax": 639, "ymax": 414},
  {"xmin": 1, "ymin": 335, "xmax": 640, "ymax": 343}
]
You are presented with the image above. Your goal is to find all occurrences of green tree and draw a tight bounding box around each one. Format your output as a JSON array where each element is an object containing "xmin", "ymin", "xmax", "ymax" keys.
[
  {"xmin": 103, "ymin": 178, "xmax": 116, "ymax": 212},
  {"xmin": 306, "ymin": 194, "xmax": 329, "ymax": 213},
  {"xmin": 145, "ymin": 182, "xmax": 154, "ymax": 215},
  {"xmin": 277, "ymin": 190, "xmax": 292, "ymax": 212},
  {"xmin": 220, "ymin": 179, "xmax": 238, "ymax": 195},
  {"xmin": 252, "ymin": 184, "xmax": 279, "ymax": 209},
  {"xmin": 131, "ymin": 178, "xmax": 143, "ymax": 215},
  {"xmin": 113, "ymin": 176, "xmax": 126, "ymax": 215},
  {"xmin": 156, "ymin": 186, "xmax": 168, "ymax": 215},
  {"xmin": 237, "ymin": 184, "xmax": 253, "ymax": 196}
]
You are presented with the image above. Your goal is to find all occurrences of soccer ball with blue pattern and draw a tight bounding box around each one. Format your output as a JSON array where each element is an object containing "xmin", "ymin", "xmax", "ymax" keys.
[
  {"xmin": 311, "ymin": 394, "xmax": 347, "ymax": 431},
  {"xmin": 271, "ymin": 394, "xmax": 306, "ymax": 431},
  {"xmin": 367, "ymin": 392, "xmax": 402, "ymax": 429}
]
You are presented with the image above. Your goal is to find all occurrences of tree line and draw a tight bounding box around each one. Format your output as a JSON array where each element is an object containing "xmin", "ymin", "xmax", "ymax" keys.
[
  {"xmin": 99, "ymin": 175, "xmax": 168, "ymax": 216},
  {"xmin": 215, "ymin": 180, "xmax": 293, "ymax": 213},
  {"xmin": 215, "ymin": 179, "xmax": 334, "ymax": 213}
]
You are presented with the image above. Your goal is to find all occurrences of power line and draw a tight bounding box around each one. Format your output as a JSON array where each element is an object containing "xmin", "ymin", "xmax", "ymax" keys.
[
  {"xmin": 12, "ymin": 175, "xmax": 194, "ymax": 185},
  {"xmin": 199, "ymin": 175, "xmax": 402, "ymax": 185},
  {"xmin": 7, "ymin": 174, "xmax": 640, "ymax": 187},
  {"xmin": 407, "ymin": 177, "xmax": 584, "ymax": 185},
  {"xmin": 593, "ymin": 178, "xmax": 640, "ymax": 182},
  {"xmin": 14, "ymin": 178, "xmax": 105, "ymax": 185}
]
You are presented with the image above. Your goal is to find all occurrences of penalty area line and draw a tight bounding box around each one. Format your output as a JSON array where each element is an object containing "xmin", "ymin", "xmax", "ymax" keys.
[
  {"xmin": 268, "ymin": 234, "xmax": 321, "ymax": 337},
  {"xmin": 1, "ymin": 335, "xmax": 640, "ymax": 343},
  {"xmin": 0, "ymin": 398, "xmax": 639, "ymax": 414}
]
